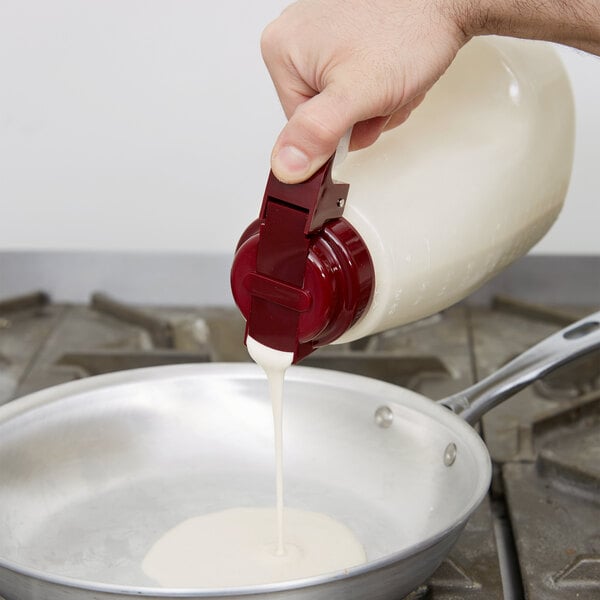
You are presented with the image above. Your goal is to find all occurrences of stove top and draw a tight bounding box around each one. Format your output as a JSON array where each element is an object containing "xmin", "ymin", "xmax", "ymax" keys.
[{"xmin": 0, "ymin": 291, "xmax": 598, "ymax": 599}]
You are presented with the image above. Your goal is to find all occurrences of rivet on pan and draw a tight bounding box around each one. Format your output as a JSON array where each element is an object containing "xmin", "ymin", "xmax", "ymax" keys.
[
  {"xmin": 444, "ymin": 443, "xmax": 457, "ymax": 467},
  {"xmin": 374, "ymin": 406, "xmax": 393, "ymax": 428}
]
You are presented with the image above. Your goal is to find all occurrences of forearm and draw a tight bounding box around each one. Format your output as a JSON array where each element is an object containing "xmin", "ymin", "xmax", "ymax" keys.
[{"xmin": 455, "ymin": 0, "xmax": 600, "ymax": 55}]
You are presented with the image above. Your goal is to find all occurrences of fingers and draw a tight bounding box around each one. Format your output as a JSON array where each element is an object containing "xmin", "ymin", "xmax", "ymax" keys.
[
  {"xmin": 383, "ymin": 93, "xmax": 427, "ymax": 131},
  {"xmin": 270, "ymin": 89, "xmax": 427, "ymax": 183},
  {"xmin": 261, "ymin": 30, "xmax": 315, "ymax": 121},
  {"xmin": 271, "ymin": 83, "xmax": 373, "ymax": 183},
  {"xmin": 349, "ymin": 116, "xmax": 392, "ymax": 151},
  {"xmin": 261, "ymin": 1, "xmax": 465, "ymax": 184}
]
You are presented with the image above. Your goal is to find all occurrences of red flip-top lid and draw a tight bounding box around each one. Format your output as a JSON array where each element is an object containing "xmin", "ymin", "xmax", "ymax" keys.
[{"xmin": 231, "ymin": 156, "xmax": 374, "ymax": 362}]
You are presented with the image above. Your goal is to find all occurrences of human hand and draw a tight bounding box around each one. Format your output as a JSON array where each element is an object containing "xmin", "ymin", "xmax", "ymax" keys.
[{"xmin": 261, "ymin": 0, "xmax": 469, "ymax": 183}]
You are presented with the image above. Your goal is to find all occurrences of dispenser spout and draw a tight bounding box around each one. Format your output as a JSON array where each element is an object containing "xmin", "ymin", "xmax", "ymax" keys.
[{"xmin": 230, "ymin": 156, "xmax": 374, "ymax": 362}]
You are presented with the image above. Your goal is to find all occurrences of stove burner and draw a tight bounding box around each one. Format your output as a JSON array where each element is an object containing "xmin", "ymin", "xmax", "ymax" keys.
[
  {"xmin": 0, "ymin": 291, "xmax": 50, "ymax": 315},
  {"xmin": 91, "ymin": 292, "xmax": 175, "ymax": 348},
  {"xmin": 1, "ymin": 290, "xmax": 598, "ymax": 599}
]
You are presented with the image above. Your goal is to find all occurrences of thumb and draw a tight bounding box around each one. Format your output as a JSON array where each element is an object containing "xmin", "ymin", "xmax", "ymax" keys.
[{"xmin": 271, "ymin": 85, "xmax": 368, "ymax": 183}]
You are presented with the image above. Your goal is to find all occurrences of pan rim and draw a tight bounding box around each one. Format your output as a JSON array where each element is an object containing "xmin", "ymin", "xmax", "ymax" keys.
[{"xmin": 0, "ymin": 363, "xmax": 492, "ymax": 596}]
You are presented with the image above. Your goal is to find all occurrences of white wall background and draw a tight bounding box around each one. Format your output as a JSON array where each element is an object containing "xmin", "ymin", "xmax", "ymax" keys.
[
  {"xmin": 535, "ymin": 45, "xmax": 600, "ymax": 254},
  {"xmin": 0, "ymin": 0, "xmax": 598, "ymax": 256}
]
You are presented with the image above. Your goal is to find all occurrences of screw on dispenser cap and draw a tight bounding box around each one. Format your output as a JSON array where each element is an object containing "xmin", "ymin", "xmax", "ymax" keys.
[{"xmin": 230, "ymin": 156, "xmax": 374, "ymax": 363}]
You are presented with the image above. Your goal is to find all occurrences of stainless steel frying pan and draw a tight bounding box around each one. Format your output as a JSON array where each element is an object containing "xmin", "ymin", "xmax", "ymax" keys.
[{"xmin": 0, "ymin": 311, "xmax": 599, "ymax": 600}]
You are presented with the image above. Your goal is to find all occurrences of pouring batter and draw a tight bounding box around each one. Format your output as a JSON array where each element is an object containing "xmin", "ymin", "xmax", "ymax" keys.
[
  {"xmin": 246, "ymin": 335, "xmax": 294, "ymax": 556},
  {"xmin": 142, "ymin": 337, "xmax": 367, "ymax": 587}
]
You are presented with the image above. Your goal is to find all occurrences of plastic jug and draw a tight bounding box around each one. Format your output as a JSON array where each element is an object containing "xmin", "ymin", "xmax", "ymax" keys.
[{"xmin": 231, "ymin": 36, "xmax": 575, "ymax": 362}]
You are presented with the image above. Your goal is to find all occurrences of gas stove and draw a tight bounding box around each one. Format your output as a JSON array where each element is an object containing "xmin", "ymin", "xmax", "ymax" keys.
[{"xmin": 0, "ymin": 291, "xmax": 598, "ymax": 600}]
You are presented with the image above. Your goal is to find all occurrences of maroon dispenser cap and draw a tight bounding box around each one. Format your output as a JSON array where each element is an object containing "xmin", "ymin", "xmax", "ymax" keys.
[{"xmin": 231, "ymin": 156, "xmax": 374, "ymax": 362}]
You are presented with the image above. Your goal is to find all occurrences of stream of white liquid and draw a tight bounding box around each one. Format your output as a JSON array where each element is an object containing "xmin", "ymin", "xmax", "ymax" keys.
[
  {"xmin": 246, "ymin": 336, "xmax": 294, "ymax": 555},
  {"xmin": 142, "ymin": 337, "xmax": 367, "ymax": 587}
]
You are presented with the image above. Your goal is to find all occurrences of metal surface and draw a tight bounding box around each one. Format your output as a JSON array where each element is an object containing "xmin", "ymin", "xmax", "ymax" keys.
[
  {"xmin": 0, "ymin": 292, "xmax": 50, "ymax": 314},
  {"xmin": 0, "ymin": 364, "xmax": 491, "ymax": 600},
  {"xmin": 503, "ymin": 461, "xmax": 600, "ymax": 599},
  {"xmin": 91, "ymin": 293, "xmax": 176, "ymax": 348},
  {"xmin": 470, "ymin": 304, "xmax": 600, "ymax": 599},
  {"xmin": 490, "ymin": 295, "xmax": 582, "ymax": 327},
  {"xmin": 1, "ymin": 290, "xmax": 598, "ymax": 599},
  {"xmin": 1, "ymin": 253, "xmax": 599, "ymax": 308},
  {"xmin": 0, "ymin": 296, "xmax": 64, "ymax": 406},
  {"xmin": 1, "ymin": 311, "xmax": 599, "ymax": 599},
  {"xmin": 8, "ymin": 300, "xmax": 213, "ymax": 400},
  {"xmin": 440, "ymin": 310, "xmax": 600, "ymax": 423}
]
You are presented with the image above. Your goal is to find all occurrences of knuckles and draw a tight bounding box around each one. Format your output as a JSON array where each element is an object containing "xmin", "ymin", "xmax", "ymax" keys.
[{"xmin": 260, "ymin": 19, "xmax": 285, "ymax": 62}]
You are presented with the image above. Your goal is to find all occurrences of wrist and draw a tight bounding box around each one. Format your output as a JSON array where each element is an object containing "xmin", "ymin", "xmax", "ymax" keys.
[{"xmin": 448, "ymin": 0, "xmax": 600, "ymax": 54}]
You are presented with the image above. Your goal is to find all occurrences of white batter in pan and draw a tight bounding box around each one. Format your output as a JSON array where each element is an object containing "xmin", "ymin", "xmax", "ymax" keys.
[{"xmin": 142, "ymin": 338, "xmax": 366, "ymax": 587}]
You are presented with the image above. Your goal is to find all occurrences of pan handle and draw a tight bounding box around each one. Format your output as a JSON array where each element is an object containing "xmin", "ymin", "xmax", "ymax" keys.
[{"xmin": 439, "ymin": 309, "xmax": 600, "ymax": 424}]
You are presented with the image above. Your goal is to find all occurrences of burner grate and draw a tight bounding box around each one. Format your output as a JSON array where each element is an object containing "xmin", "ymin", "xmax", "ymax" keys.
[{"xmin": 2, "ymin": 290, "xmax": 598, "ymax": 599}]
